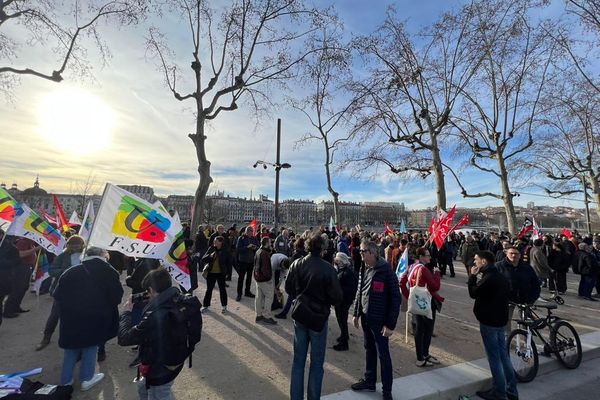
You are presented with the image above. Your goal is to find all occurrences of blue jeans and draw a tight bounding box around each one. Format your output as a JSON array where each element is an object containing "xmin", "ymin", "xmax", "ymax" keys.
[
  {"xmin": 61, "ymin": 345, "xmax": 98, "ymax": 384},
  {"xmin": 361, "ymin": 315, "xmax": 393, "ymax": 393},
  {"xmin": 290, "ymin": 320, "xmax": 328, "ymax": 400},
  {"xmin": 137, "ymin": 379, "xmax": 173, "ymax": 400},
  {"xmin": 480, "ymin": 323, "xmax": 518, "ymax": 399},
  {"xmin": 578, "ymin": 274, "xmax": 597, "ymax": 298}
]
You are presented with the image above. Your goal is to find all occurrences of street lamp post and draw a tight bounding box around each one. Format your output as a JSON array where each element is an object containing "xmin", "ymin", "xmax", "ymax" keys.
[{"xmin": 253, "ymin": 118, "xmax": 291, "ymax": 228}]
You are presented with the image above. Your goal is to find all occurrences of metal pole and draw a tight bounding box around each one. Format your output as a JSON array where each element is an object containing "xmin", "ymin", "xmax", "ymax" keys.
[
  {"xmin": 581, "ymin": 175, "xmax": 592, "ymax": 235},
  {"xmin": 274, "ymin": 118, "xmax": 281, "ymax": 229}
]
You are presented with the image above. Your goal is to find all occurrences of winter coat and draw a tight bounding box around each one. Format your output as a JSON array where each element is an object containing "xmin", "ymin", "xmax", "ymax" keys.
[
  {"xmin": 549, "ymin": 249, "xmax": 571, "ymax": 273},
  {"xmin": 126, "ymin": 258, "xmax": 160, "ymax": 295},
  {"xmin": 353, "ymin": 257, "xmax": 401, "ymax": 330},
  {"xmin": 202, "ymin": 246, "xmax": 231, "ymax": 276},
  {"xmin": 236, "ymin": 234, "xmax": 259, "ymax": 264},
  {"xmin": 495, "ymin": 258, "xmax": 540, "ymax": 304},
  {"xmin": 575, "ymin": 250, "xmax": 599, "ymax": 276},
  {"xmin": 118, "ymin": 287, "xmax": 185, "ymax": 387},
  {"xmin": 468, "ymin": 264, "xmax": 510, "ymax": 327},
  {"xmin": 49, "ymin": 251, "xmax": 81, "ymax": 295},
  {"xmin": 460, "ymin": 242, "xmax": 480, "ymax": 267},
  {"xmin": 54, "ymin": 257, "xmax": 123, "ymax": 349},
  {"xmin": 530, "ymin": 245, "xmax": 552, "ymax": 280},
  {"xmin": 253, "ymin": 247, "xmax": 272, "ymax": 282},
  {"xmin": 400, "ymin": 263, "xmax": 445, "ymax": 304},
  {"xmin": 337, "ymin": 238, "xmax": 350, "ymax": 257},
  {"xmin": 337, "ymin": 265, "xmax": 357, "ymax": 308}
]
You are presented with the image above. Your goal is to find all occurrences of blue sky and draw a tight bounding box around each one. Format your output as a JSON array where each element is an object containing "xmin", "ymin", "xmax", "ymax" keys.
[{"xmin": 0, "ymin": 0, "xmax": 594, "ymax": 211}]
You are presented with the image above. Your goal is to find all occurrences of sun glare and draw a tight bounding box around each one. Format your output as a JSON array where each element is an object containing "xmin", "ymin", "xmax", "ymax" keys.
[{"xmin": 38, "ymin": 88, "xmax": 115, "ymax": 155}]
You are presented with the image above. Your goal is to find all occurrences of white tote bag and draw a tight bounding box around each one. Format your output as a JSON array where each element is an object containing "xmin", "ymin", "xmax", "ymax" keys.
[{"xmin": 407, "ymin": 267, "xmax": 432, "ymax": 319}]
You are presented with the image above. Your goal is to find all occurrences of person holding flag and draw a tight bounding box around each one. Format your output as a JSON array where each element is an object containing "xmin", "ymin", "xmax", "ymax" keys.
[{"xmin": 35, "ymin": 235, "xmax": 86, "ymax": 351}]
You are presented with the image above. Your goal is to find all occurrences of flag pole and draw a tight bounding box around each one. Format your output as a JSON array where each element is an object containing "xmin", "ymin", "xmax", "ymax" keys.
[
  {"xmin": 84, "ymin": 183, "xmax": 108, "ymax": 255},
  {"xmin": 405, "ymin": 312, "xmax": 409, "ymax": 343}
]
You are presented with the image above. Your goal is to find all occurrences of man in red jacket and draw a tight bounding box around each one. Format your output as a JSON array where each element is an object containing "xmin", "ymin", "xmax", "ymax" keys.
[{"xmin": 254, "ymin": 237, "xmax": 276, "ymax": 325}]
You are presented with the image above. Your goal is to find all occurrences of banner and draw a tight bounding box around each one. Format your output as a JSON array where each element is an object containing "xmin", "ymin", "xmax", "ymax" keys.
[
  {"xmin": 6, "ymin": 204, "xmax": 65, "ymax": 255},
  {"xmin": 396, "ymin": 248, "xmax": 409, "ymax": 278},
  {"xmin": 78, "ymin": 201, "xmax": 95, "ymax": 242},
  {"xmin": 430, "ymin": 205, "xmax": 456, "ymax": 250},
  {"xmin": 0, "ymin": 188, "xmax": 20, "ymax": 231},
  {"xmin": 88, "ymin": 184, "xmax": 179, "ymax": 259}
]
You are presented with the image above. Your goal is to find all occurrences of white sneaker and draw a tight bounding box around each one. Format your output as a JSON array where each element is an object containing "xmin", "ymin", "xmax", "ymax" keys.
[
  {"xmin": 81, "ymin": 373, "xmax": 104, "ymax": 391},
  {"xmin": 221, "ymin": 306, "xmax": 227, "ymax": 314}
]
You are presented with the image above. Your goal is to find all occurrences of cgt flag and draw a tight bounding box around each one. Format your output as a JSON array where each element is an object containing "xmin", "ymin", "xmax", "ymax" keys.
[
  {"xmin": 53, "ymin": 195, "xmax": 70, "ymax": 234},
  {"xmin": 248, "ymin": 218, "xmax": 257, "ymax": 236},
  {"xmin": 0, "ymin": 187, "xmax": 21, "ymax": 232},
  {"xmin": 6, "ymin": 203, "xmax": 65, "ymax": 255},
  {"xmin": 88, "ymin": 184, "xmax": 179, "ymax": 259},
  {"xmin": 517, "ymin": 217, "xmax": 534, "ymax": 239}
]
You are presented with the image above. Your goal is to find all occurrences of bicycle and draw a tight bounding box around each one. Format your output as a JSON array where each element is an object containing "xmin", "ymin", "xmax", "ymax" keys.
[{"xmin": 507, "ymin": 302, "xmax": 582, "ymax": 383}]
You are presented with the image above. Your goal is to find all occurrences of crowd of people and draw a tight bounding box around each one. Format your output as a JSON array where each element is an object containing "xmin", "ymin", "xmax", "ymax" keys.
[{"xmin": 0, "ymin": 223, "xmax": 599, "ymax": 400}]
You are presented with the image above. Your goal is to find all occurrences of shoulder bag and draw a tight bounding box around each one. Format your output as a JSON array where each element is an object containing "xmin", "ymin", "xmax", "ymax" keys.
[{"xmin": 407, "ymin": 266, "xmax": 433, "ymax": 319}]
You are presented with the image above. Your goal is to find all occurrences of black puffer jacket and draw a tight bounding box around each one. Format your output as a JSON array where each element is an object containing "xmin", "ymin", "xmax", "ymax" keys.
[
  {"xmin": 285, "ymin": 254, "xmax": 343, "ymax": 314},
  {"xmin": 337, "ymin": 265, "xmax": 357, "ymax": 308},
  {"xmin": 118, "ymin": 287, "xmax": 185, "ymax": 386},
  {"xmin": 495, "ymin": 259, "xmax": 540, "ymax": 304},
  {"xmin": 576, "ymin": 249, "xmax": 599, "ymax": 276}
]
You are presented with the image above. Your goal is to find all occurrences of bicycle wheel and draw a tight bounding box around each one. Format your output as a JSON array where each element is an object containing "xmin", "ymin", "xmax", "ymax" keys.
[
  {"xmin": 550, "ymin": 320, "xmax": 582, "ymax": 369},
  {"xmin": 507, "ymin": 328, "xmax": 538, "ymax": 382}
]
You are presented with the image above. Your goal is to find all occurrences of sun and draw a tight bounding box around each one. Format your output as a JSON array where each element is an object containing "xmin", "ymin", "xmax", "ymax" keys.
[{"xmin": 38, "ymin": 88, "xmax": 115, "ymax": 155}]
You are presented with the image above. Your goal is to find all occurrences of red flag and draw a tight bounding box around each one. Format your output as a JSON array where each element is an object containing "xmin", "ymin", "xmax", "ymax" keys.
[
  {"xmin": 432, "ymin": 206, "xmax": 456, "ymax": 250},
  {"xmin": 248, "ymin": 218, "xmax": 257, "ymax": 237},
  {"xmin": 561, "ymin": 228, "xmax": 572, "ymax": 239},
  {"xmin": 449, "ymin": 213, "xmax": 469, "ymax": 234},
  {"xmin": 517, "ymin": 217, "xmax": 534, "ymax": 239},
  {"xmin": 384, "ymin": 221, "xmax": 393, "ymax": 237},
  {"xmin": 53, "ymin": 195, "xmax": 69, "ymax": 234}
]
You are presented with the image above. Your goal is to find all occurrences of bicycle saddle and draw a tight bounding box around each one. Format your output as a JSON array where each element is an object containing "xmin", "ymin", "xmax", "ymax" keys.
[{"xmin": 535, "ymin": 303, "xmax": 557, "ymax": 310}]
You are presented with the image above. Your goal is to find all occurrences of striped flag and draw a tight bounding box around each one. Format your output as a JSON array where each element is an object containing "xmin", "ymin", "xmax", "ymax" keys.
[{"xmin": 31, "ymin": 251, "xmax": 50, "ymax": 295}]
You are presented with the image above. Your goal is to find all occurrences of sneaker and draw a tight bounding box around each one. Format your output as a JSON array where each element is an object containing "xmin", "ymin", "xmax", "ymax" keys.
[
  {"xmin": 201, "ymin": 306, "xmax": 210, "ymax": 313},
  {"xmin": 221, "ymin": 306, "xmax": 227, "ymax": 314},
  {"xmin": 81, "ymin": 373, "xmax": 104, "ymax": 391},
  {"xmin": 333, "ymin": 343, "xmax": 349, "ymax": 351},
  {"xmin": 274, "ymin": 312, "xmax": 287, "ymax": 319},
  {"xmin": 350, "ymin": 379, "xmax": 376, "ymax": 392},
  {"xmin": 35, "ymin": 336, "xmax": 51, "ymax": 351},
  {"xmin": 255, "ymin": 316, "xmax": 265, "ymax": 323},
  {"xmin": 263, "ymin": 318, "xmax": 277, "ymax": 325},
  {"xmin": 415, "ymin": 359, "xmax": 434, "ymax": 367},
  {"xmin": 426, "ymin": 355, "xmax": 440, "ymax": 365},
  {"xmin": 245, "ymin": 292, "xmax": 256, "ymax": 298}
]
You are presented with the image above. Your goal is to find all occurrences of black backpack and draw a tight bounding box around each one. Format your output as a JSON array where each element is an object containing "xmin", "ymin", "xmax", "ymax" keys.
[{"xmin": 163, "ymin": 293, "xmax": 202, "ymax": 368}]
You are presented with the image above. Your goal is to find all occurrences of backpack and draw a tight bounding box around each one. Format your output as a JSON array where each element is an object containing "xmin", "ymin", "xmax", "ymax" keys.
[{"xmin": 163, "ymin": 294, "xmax": 202, "ymax": 368}]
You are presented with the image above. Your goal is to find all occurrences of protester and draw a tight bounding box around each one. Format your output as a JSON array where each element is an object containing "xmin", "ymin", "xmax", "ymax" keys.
[
  {"xmin": 548, "ymin": 240, "xmax": 570, "ymax": 295},
  {"xmin": 201, "ymin": 236, "xmax": 230, "ymax": 313},
  {"xmin": 274, "ymin": 229, "xmax": 291, "ymax": 256},
  {"xmin": 118, "ymin": 268, "xmax": 202, "ymax": 400},
  {"xmin": 53, "ymin": 246, "xmax": 123, "ymax": 390},
  {"xmin": 400, "ymin": 247, "xmax": 443, "ymax": 368},
  {"xmin": 495, "ymin": 246, "xmax": 541, "ymax": 336},
  {"xmin": 275, "ymin": 237, "xmax": 306, "ymax": 319},
  {"xmin": 469, "ymin": 251, "xmax": 518, "ymax": 400},
  {"xmin": 459, "ymin": 235, "xmax": 479, "ymax": 279},
  {"xmin": 0, "ymin": 232, "xmax": 21, "ymax": 328},
  {"xmin": 332, "ymin": 252, "xmax": 357, "ymax": 351},
  {"xmin": 351, "ymin": 240, "xmax": 401, "ymax": 400},
  {"xmin": 35, "ymin": 235, "xmax": 85, "ymax": 351},
  {"xmin": 530, "ymin": 239, "xmax": 552, "ymax": 290},
  {"xmin": 4, "ymin": 237, "xmax": 37, "ymax": 317},
  {"xmin": 575, "ymin": 242, "xmax": 599, "ymax": 301},
  {"xmin": 254, "ymin": 237, "xmax": 276, "ymax": 324},
  {"xmin": 286, "ymin": 231, "xmax": 342, "ymax": 400},
  {"xmin": 236, "ymin": 226, "xmax": 258, "ymax": 301}
]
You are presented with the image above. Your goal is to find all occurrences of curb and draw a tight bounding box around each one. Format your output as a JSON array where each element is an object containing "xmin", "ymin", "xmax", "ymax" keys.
[{"xmin": 322, "ymin": 330, "xmax": 600, "ymax": 400}]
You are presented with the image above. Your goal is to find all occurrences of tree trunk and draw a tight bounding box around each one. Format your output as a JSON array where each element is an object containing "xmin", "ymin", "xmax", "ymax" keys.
[
  {"xmin": 429, "ymin": 131, "xmax": 447, "ymax": 211},
  {"xmin": 497, "ymin": 153, "xmax": 517, "ymax": 234},
  {"xmin": 190, "ymin": 116, "xmax": 213, "ymax": 233},
  {"xmin": 587, "ymin": 172, "xmax": 600, "ymax": 220},
  {"xmin": 323, "ymin": 137, "xmax": 340, "ymax": 226}
]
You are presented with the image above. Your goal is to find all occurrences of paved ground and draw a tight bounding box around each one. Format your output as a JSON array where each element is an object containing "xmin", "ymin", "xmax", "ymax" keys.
[{"xmin": 1, "ymin": 263, "xmax": 599, "ymax": 399}]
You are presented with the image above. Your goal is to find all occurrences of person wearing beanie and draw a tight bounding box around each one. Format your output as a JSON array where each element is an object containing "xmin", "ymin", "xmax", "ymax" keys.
[{"xmin": 333, "ymin": 252, "xmax": 357, "ymax": 351}]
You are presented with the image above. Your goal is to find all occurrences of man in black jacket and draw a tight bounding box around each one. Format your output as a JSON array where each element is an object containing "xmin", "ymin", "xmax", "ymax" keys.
[
  {"xmin": 286, "ymin": 231, "xmax": 342, "ymax": 400},
  {"xmin": 119, "ymin": 268, "xmax": 194, "ymax": 400},
  {"xmin": 332, "ymin": 252, "xmax": 357, "ymax": 351},
  {"xmin": 0, "ymin": 232, "xmax": 21, "ymax": 328},
  {"xmin": 469, "ymin": 251, "xmax": 518, "ymax": 400},
  {"xmin": 350, "ymin": 240, "xmax": 401, "ymax": 400},
  {"xmin": 495, "ymin": 246, "xmax": 540, "ymax": 336}
]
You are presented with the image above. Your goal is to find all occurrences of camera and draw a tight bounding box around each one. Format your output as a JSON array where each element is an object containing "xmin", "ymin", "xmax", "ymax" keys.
[{"xmin": 131, "ymin": 292, "xmax": 150, "ymax": 305}]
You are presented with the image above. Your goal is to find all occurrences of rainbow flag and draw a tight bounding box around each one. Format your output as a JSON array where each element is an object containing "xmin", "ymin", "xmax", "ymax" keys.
[
  {"xmin": 31, "ymin": 251, "xmax": 50, "ymax": 295},
  {"xmin": 0, "ymin": 187, "xmax": 20, "ymax": 231}
]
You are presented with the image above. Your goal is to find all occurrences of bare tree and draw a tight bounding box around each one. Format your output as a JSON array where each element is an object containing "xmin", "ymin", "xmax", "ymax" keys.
[
  {"xmin": 447, "ymin": 0, "xmax": 556, "ymax": 234},
  {"xmin": 146, "ymin": 0, "xmax": 328, "ymax": 232},
  {"xmin": 0, "ymin": 0, "xmax": 146, "ymax": 97},
  {"xmin": 291, "ymin": 22, "xmax": 357, "ymax": 226},
  {"xmin": 531, "ymin": 79, "xmax": 600, "ymax": 221},
  {"xmin": 343, "ymin": 4, "xmax": 486, "ymax": 212}
]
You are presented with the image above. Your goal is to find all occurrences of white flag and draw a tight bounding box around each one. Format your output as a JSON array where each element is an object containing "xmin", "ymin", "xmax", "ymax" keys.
[
  {"xmin": 68, "ymin": 210, "xmax": 81, "ymax": 226},
  {"xmin": 78, "ymin": 201, "xmax": 95, "ymax": 242},
  {"xmin": 6, "ymin": 203, "xmax": 65, "ymax": 255},
  {"xmin": 88, "ymin": 184, "xmax": 179, "ymax": 259},
  {"xmin": 0, "ymin": 187, "xmax": 20, "ymax": 232},
  {"xmin": 161, "ymin": 212, "xmax": 191, "ymax": 290}
]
